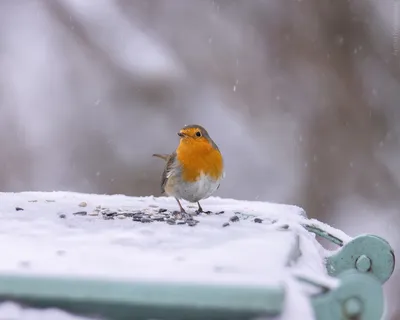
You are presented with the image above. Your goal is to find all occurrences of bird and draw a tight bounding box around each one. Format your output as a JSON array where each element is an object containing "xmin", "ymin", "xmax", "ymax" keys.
[{"xmin": 153, "ymin": 124, "xmax": 224, "ymax": 219}]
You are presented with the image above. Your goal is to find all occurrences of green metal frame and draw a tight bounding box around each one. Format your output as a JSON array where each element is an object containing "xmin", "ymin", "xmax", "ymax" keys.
[
  {"xmin": 0, "ymin": 275, "xmax": 284, "ymax": 320},
  {"xmin": 0, "ymin": 226, "xmax": 395, "ymax": 320}
]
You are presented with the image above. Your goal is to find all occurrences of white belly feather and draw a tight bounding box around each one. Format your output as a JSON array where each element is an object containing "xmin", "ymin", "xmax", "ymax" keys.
[{"xmin": 170, "ymin": 171, "xmax": 221, "ymax": 203}]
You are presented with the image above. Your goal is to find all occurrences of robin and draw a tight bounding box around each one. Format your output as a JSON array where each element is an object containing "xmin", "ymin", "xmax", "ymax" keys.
[{"xmin": 153, "ymin": 124, "xmax": 224, "ymax": 219}]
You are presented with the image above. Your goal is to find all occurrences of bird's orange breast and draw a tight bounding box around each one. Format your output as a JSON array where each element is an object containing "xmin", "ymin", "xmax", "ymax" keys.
[{"xmin": 176, "ymin": 140, "xmax": 224, "ymax": 182}]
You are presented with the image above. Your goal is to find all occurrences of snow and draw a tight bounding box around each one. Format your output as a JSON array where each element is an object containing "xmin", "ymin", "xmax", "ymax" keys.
[
  {"xmin": 0, "ymin": 191, "xmax": 346, "ymax": 319},
  {"xmin": 0, "ymin": 302, "xmax": 94, "ymax": 320}
]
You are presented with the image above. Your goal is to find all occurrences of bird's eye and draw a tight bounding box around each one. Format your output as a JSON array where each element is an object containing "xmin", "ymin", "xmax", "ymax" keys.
[{"xmin": 195, "ymin": 131, "xmax": 202, "ymax": 137}]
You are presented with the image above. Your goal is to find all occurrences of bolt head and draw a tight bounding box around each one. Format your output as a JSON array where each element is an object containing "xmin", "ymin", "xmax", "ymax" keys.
[
  {"xmin": 344, "ymin": 297, "xmax": 362, "ymax": 317},
  {"xmin": 355, "ymin": 255, "xmax": 371, "ymax": 273}
]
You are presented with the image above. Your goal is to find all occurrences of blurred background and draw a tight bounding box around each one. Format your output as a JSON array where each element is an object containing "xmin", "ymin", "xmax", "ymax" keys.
[{"xmin": 0, "ymin": 0, "xmax": 400, "ymax": 317}]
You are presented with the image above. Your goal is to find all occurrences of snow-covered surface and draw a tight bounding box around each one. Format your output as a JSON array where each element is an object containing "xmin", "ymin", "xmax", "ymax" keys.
[
  {"xmin": 0, "ymin": 192, "xmax": 348, "ymax": 319},
  {"xmin": 0, "ymin": 302, "xmax": 95, "ymax": 320}
]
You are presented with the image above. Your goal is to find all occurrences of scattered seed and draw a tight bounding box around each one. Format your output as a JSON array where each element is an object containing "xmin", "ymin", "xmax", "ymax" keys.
[
  {"xmin": 73, "ymin": 211, "xmax": 87, "ymax": 216},
  {"xmin": 73, "ymin": 205, "xmax": 210, "ymax": 227},
  {"xmin": 79, "ymin": 202, "xmax": 87, "ymax": 207},
  {"xmin": 254, "ymin": 218, "xmax": 263, "ymax": 223},
  {"xmin": 222, "ymin": 222, "xmax": 230, "ymax": 227},
  {"xmin": 121, "ymin": 212, "xmax": 133, "ymax": 218},
  {"xmin": 216, "ymin": 211, "xmax": 225, "ymax": 215},
  {"xmin": 152, "ymin": 215, "xmax": 165, "ymax": 222},
  {"xmin": 187, "ymin": 220, "xmax": 198, "ymax": 227},
  {"xmin": 167, "ymin": 219, "xmax": 176, "ymax": 225},
  {"xmin": 229, "ymin": 216, "xmax": 239, "ymax": 222},
  {"xmin": 105, "ymin": 212, "xmax": 117, "ymax": 217},
  {"xmin": 28, "ymin": 200, "xmax": 38, "ymax": 203},
  {"xmin": 153, "ymin": 217, "xmax": 165, "ymax": 222},
  {"xmin": 59, "ymin": 213, "xmax": 66, "ymax": 219},
  {"xmin": 15, "ymin": 207, "xmax": 24, "ymax": 211},
  {"xmin": 130, "ymin": 210, "xmax": 144, "ymax": 217}
]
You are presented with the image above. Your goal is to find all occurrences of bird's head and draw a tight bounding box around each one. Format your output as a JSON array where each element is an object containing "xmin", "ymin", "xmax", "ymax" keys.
[{"xmin": 177, "ymin": 124, "xmax": 219, "ymax": 150}]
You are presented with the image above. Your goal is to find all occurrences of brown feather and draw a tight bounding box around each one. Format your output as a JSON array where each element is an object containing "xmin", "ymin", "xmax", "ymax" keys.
[
  {"xmin": 160, "ymin": 152, "xmax": 177, "ymax": 194},
  {"xmin": 152, "ymin": 153, "xmax": 170, "ymax": 161}
]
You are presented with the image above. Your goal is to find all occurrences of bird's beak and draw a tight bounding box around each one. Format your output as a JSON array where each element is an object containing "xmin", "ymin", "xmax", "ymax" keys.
[{"xmin": 178, "ymin": 132, "xmax": 185, "ymax": 137}]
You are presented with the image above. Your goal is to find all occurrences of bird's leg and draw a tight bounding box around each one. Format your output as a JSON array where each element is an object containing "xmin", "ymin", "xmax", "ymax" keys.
[
  {"xmin": 175, "ymin": 198, "xmax": 192, "ymax": 221},
  {"xmin": 196, "ymin": 202, "xmax": 203, "ymax": 214},
  {"xmin": 176, "ymin": 198, "xmax": 186, "ymax": 213}
]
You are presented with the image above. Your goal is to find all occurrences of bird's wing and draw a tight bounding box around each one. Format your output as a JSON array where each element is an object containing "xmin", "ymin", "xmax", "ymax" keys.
[{"xmin": 161, "ymin": 152, "xmax": 177, "ymax": 194}]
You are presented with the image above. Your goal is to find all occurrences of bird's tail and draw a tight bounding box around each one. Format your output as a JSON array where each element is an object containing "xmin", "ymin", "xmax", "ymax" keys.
[{"xmin": 152, "ymin": 153, "xmax": 170, "ymax": 161}]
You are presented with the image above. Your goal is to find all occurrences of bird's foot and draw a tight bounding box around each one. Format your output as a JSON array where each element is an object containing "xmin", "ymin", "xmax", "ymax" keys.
[
  {"xmin": 172, "ymin": 209, "xmax": 193, "ymax": 221},
  {"xmin": 181, "ymin": 210, "xmax": 193, "ymax": 222},
  {"xmin": 195, "ymin": 208, "xmax": 212, "ymax": 215},
  {"xmin": 196, "ymin": 202, "xmax": 209, "ymax": 215}
]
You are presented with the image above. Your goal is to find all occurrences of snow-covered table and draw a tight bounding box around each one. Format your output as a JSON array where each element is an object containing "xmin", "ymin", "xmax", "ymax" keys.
[{"xmin": 0, "ymin": 192, "xmax": 395, "ymax": 320}]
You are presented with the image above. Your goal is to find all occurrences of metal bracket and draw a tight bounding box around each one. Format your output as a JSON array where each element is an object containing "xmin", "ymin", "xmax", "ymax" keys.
[
  {"xmin": 303, "ymin": 223, "xmax": 395, "ymax": 285},
  {"xmin": 302, "ymin": 225, "xmax": 395, "ymax": 319},
  {"xmin": 325, "ymin": 234, "xmax": 395, "ymax": 284},
  {"xmin": 303, "ymin": 224, "xmax": 344, "ymax": 247},
  {"xmin": 312, "ymin": 269, "xmax": 384, "ymax": 320}
]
